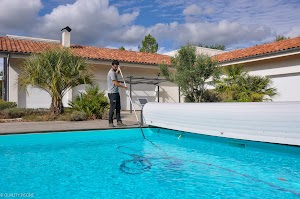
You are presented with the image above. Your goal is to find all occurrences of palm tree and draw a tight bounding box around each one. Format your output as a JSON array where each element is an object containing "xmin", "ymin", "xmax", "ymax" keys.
[
  {"xmin": 216, "ymin": 65, "xmax": 277, "ymax": 102},
  {"xmin": 19, "ymin": 47, "xmax": 93, "ymax": 115},
  {"xmin": 237, "ymin": 75, "xmax": 277, "ymax": 102},
  {"xmin": 215, "ymin": 65, "xmax": 246, "ymax": 101}
]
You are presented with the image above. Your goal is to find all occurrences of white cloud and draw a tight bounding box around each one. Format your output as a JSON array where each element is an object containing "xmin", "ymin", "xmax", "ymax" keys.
[
  {"xmin": 183, "ymin": 4, "xmax": 202, "ymax": 16},
  {"xmin": 0, "ymin": 0, "xmax": 42, "ymax": 33},
  {"xmin": 183, "ymin": 4, "xmax": 214, "ymax": 17},
  {"xmin": 0, "ymin": 0, "xmax": 299, "ymax": 52},
  {"xmin": 144, "ymin": 20, "xmax": 271, "ymax": 51},
  {"xmin": 117, "ymin": 25, "xmax": 146, "ymax": 43},
  {"xmin": 286, "ymin": 26, "xmax": 300, "ymax": 38},
  {"xmin": 33, "ymin": 0, "xmax": 139, "ymax": 45}
]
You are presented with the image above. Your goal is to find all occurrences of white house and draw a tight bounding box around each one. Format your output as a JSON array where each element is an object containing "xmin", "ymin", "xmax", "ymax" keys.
[
  {"xmin": 215, "ymin": 37, "xmax": 300, "ymax": 101},
  {"xmin": 1, "ymin": 28, "xmax": 300, "ymax": 110},
  {"xmin": 165, "ymin": 38, "xmax": 300, "ymax": 102},
  {"xmin": 0, "ymin": 29, "xmax": 178, "ymax": 110},
  {"xmin": 164, "ymin": 46, "xmax": 225, "ymax": 57}
]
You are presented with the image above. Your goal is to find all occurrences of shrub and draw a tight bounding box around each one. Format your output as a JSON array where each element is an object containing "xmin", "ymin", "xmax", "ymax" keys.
[
  {"xmin": 2, "ymin": 108, "xmax": 27, "ymax": 118},
  {"xmin": 25, "ymin": 108, "xmax": 49, "ymax": 116},
  {"xmin": 0, "ymin": 81, "xmax": 2, "ymax": 99},
  {"xmin": 0, "ymin": 100, "xmax": 17, "ymax": 110},
  {"xmin": 184, "ymin": 89, "xmax": 222, "ymax": 102},
  {"xmin": 68, "ymin": 111, "xmax": 88, "ymax": 121},
  {"xmin": 69, "ymin": 85, "xmax": 109, "ymax": 119},
  {"xmin": 0, "ymin": 108, "xmax": 49, "ymax": 119}
]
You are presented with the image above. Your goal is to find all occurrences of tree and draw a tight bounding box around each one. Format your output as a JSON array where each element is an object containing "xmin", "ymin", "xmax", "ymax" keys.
[
  {"xmin": 139, "ymin": 34, "xmax": 158, "ymax": 53},
  {"xmin": 19, "ymin": 47, "xmax": 93, "ymax": 115},
  {"xmin": 160, "ymin": 45, "xmax": 220, "ymax": 102},
  {"xmin": 275, "ymin": 35, "xmax": 290, "ymax": 41},
  {"xmin": 199, "ymin": 44, "xmax": 226, "ymax": 50},
  {"xmin": 215, "ymin": 65, "xmax": 277, "ymax": 102},
  {"xmin": 119, "ymin": 46, "xmax": 125, "ymax": 50}
]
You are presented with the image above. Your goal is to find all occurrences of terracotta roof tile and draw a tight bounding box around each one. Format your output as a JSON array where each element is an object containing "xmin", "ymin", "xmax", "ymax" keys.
[
  {"xmin": 0, "ymin": 36, "xmax": 171, "ymax": 65},
  {"xmin": 215, "ymin": 36, "xmax": 300, "ymax": 62}
]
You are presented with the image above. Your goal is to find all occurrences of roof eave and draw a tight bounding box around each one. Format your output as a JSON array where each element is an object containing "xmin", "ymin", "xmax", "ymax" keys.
[
  {"xmin": 0, "ymin": 51, "xmax": 31, "ymax": 58},
  {"xmin": 86, "ymin": 58, "xmax": 163, "ymax": 68},
  {"xmin": 0, "ymin": 51, "xmax": 166, "ymax": 67},
  {"xmin": 219, "ymin": 47, "xmax": 300, "ymax": 66}
]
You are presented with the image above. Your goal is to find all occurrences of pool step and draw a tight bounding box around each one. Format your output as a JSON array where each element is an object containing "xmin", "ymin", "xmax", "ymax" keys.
[{"xmin": 228, "ymin": 141, "xmax": 246, "ymax": 148}]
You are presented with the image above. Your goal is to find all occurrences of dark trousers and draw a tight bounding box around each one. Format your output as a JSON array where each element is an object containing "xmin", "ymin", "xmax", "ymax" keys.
[{"xmin": 108, "ymin": 93, "xmax": 121, "ymax": 124}]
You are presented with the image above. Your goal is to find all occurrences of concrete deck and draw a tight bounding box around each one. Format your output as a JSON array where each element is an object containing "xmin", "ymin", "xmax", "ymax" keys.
[{"xmin": 0, "ymin": 111, "xmax": 142, "ymax": 135}]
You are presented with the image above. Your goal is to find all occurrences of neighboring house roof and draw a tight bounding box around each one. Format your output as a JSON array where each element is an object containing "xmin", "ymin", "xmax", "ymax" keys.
[
  {"xmin": 165, "ymin": 46, "xmax": 224, "ymax": 57},
  {"xmin": 0, "ymin": 36, "xmax": 171, "ymax": 65},
  {"xmin": 215, "ymin": 36, "xmax": 300, "ymax": 62}
]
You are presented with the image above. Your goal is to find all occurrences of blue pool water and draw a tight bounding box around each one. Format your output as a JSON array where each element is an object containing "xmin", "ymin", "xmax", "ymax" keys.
[{"xmin": 0, "ymin": 128, "xmax": 299, "ymax": 198}]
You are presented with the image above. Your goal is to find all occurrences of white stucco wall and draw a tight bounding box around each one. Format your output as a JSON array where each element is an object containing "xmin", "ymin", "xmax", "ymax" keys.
[
  {"xmin": 238, "ymin": 54, "xmax": 300, "ymax": 101},
  {"xmin": 8, "ymin": 59, "xmax": 19, "ymax": 104},
  {"xmin": 271, "ymin": 75, "xmax": 300, "ymax": 101}
]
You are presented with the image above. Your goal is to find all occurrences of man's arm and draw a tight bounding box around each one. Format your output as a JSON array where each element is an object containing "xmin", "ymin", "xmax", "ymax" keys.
[{"xmin": 113, "ymin": 80, "xmax": 128, "ymax": 89}]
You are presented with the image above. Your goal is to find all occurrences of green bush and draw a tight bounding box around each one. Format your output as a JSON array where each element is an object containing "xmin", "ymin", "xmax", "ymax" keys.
[
  {"xmin": 69, "ymin": 85, "xmax": 109, "ymax": 119},
  {"xmin": 0, "ymin": 100, "xmax": 17, "ymax": 110}
]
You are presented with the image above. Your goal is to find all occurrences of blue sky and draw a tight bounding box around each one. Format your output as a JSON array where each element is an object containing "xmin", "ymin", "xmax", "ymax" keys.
[{"xmin": 0, "ymin": 0, "xmax": 300, "ymax": 58}]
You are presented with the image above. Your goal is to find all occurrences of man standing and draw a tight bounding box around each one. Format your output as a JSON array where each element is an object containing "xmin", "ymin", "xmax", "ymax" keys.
[{"xmin": 107, "ymin": 60, "xmax": 128, "ymax": 127}]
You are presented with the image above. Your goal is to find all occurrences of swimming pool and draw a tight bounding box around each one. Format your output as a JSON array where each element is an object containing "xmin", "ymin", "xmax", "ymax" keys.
[{"xmin": 0, "ymin": 128, "xmax": 299, "ymax": 198}]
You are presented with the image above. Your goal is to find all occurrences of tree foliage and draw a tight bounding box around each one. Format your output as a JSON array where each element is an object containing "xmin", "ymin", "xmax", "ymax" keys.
[
  {"xmin": 215, "ymin": 65, "xmax": 277, "ymax": 102},
  {"xmin": 119, "ymin": 46, "xmax": 125, "ymax": 50},
  {"xmin": 139, "ymin": 34, "xmax": 158, "ymax": 53},
  {"xmin": 19, "ymin": 47, "xmax": 93, "ymax": 115},
  {"xmin": 275, "ymin": 35, "xmax": 290, "ymax": 42},
  {"xmin": 199, "ymin": 44, "xmax": 226, "ymax": 50},
  {"xmin": 160, "ymin": 45, "xmax": 220, "ymax": 102}
]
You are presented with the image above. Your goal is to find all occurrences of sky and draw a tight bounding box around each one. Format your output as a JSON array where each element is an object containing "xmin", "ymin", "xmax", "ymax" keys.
[{"xmin": 0, "ymin": 0, "xmax": 300, "ymax": 58}]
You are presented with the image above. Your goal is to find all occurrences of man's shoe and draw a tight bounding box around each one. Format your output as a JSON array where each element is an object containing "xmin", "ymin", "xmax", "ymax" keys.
[
  {"xmin": 117, "ymin": 121, "xmax": 126, "ymax": 127},
  {"xmin": 109, "ymin": 123, "xmax": 115, "ymax": 128}
]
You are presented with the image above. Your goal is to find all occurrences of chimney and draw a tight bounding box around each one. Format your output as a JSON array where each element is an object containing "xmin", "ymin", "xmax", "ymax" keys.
[{"xmin": 61, "ymin": 26, "xmax": 72, "ymax": 47}]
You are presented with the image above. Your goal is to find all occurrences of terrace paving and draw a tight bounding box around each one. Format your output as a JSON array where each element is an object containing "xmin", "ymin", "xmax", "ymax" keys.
[{"xmin": 0, "ymin": 111, "xmax": 142, "ymax": 135}]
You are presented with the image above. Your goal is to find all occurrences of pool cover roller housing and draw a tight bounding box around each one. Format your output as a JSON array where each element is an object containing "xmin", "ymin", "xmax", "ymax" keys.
[{"xmin": 143, "ymin": 102, "xmax": 300, "ymax": 146}]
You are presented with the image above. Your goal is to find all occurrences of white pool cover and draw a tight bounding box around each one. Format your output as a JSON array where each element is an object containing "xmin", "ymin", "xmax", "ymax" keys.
[{"xmin": 143, "ymin": 102, "xmax": 300, "ymax": 146}]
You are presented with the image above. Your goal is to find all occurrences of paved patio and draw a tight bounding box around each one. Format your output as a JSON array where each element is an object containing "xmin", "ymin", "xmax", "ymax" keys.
[{"xmin": 0, "ymin": 111, "xmax": 142, "ymax": 135}]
